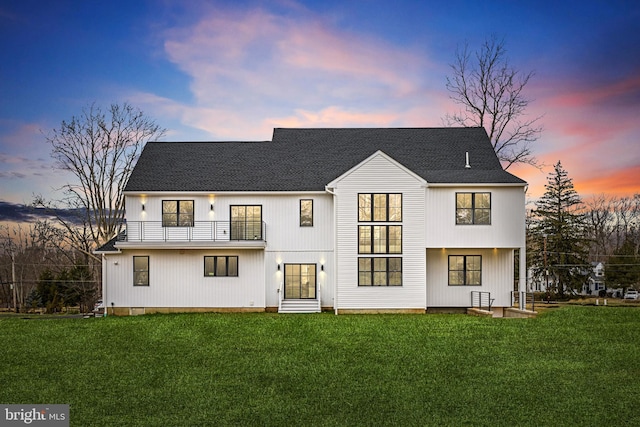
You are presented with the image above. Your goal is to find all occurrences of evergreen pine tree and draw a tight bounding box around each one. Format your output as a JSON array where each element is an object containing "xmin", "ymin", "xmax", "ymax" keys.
[{"xmin": 531, "ymin": 161, "xmax": 590, "ymax": 297}]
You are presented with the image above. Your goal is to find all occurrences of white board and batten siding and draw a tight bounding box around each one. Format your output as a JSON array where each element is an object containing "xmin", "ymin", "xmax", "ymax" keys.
[
  {"xmin": 258, "ymin": 192, "xmax": 335, "ymax": 308},
  {"xmin": 424, "ymin": 186, "xmax": 525, "ymax": 308},
  {"xmin": 264, "ymin": 251, "xmax": 334, "ymax": 308},
  {"xmin": 125, "ymin": 193, "xmax": 334, "ymax": 250},
  {"xmin": 103, "ymin": 249, "xmax": 265, "ymax": 308},
  {"xmin": 329, "ymin": 151, "xmax": 427, "ymax": 310},
  {"xmin": 425, "ymin": 186, "xmax": 526, "ymax": 249},
  {"xmin": 426, "ymin": 248, "xmax": 514, "ymax": 307},
  {"xmin": 119, "ymin": 192, "xmax": 335, "ymax": 310}
]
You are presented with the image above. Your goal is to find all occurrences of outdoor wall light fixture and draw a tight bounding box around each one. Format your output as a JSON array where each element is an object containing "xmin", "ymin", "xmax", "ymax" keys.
[
  {"xmin": 210, "ymin": 204, "xmax": 214, "ymax": 211},
  {"xmin": 277, "ymin": 263, "xmax": 281, "ymax": 271},
  {"xmin": 141, "ymin": 204, "xmax": 145, "ymax": 211},
  {"xmin": 321, "ymin": 264, "xmax": 324, "ymax": 272}
]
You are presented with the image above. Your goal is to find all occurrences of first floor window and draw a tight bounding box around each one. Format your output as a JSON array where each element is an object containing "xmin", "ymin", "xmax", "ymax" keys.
[
  {"xmin": 204, "ymin": 256, "xmax": 238, "ymax": 277},
  {"xmin": 358, "ymin": 257, "xmax": 402, "ymax": 286},
  {"xmin": 162, "ymin": 200, "xmax": 194, "ymax": 227},
  {"xmin": 448, "ymin": 255, "xmax": 482, "ymax": 286},
  {"xmin": 284, "ymin": 264, "xmax": 316, "ymax": 299},
  {"xmin": 456, "ymin": 192, "xmax": 491, "ymax": 225},
  {"xmin": 133, "ymin": 256, "xmax": 149, "ymax": 286}
]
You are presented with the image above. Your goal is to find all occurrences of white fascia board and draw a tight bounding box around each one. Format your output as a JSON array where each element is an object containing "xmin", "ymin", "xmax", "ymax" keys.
[
  {"xmin": 326, "ymin": 150, "xmax": 427, "ymax": 188},
  {"xmin": 426, "ymin": 182, "xmax": 527, "ymax": 188}
]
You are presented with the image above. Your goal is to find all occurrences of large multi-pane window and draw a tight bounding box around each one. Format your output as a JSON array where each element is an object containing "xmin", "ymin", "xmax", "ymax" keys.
[
  {"xmin": 357, "ymin": 193, "xmax": 403, "ymax": 286},
  {"xmin": 230, "ymin": 205, "xmax": 262, "ymax": 240},
  {"xmin": 448, "ymin": 255, "xmax": 482, "ymax": 286},
  {"xmin": 162, "ymin": 200, "xmax": 194, "ymax": 227},
  {"xmin": 300, "ymin": 199, "xmax": 313, "ymax": 226},
  {"xmin": 358, "ymin": 225, "xmax": 402, "ymax": 254},
  {"xmin": 456, "ymin": 193, "xmax": 491, "ymax": 225},
  {"xmin": 133, "ymin": 256, "xmax": 149, "ymax": 286},
  {"xmin": 284, "ymin": 264, "xmax": 316, "ymax": 299},
  {"xmin": 204, "ymin": 256, "xmax": 238, "ymax": 277},
  {"xmin": 358, "ymin": 257, "xmax": 402, "ymax": 286},
  {"xmin": 358, "ymin": 193, "xmax": 402, "ymax": 222}
]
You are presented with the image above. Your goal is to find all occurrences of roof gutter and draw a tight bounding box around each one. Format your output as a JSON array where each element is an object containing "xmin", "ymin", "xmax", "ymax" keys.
[{"xmin": 426, "ymin": 182, "xmax": 527, "ymax": 188}]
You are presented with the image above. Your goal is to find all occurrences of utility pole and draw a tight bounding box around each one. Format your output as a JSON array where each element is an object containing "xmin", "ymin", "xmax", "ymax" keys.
[
  {"xmin": 543, "ymin": 234, "xmax": 549, "ymax": 294},
  {"xmin": 1, "ymin": 236, "xmax": 18, "ymax": 313},
  {"xmin": 11, "ymin": 250, "xmax": 17, "ymax": 313}
]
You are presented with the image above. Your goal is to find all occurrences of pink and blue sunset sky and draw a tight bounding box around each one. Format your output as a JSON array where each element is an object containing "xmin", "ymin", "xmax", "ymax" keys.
[{"xmin": 1, "ymin": 0, "xmax": 639, "ymax": 215}]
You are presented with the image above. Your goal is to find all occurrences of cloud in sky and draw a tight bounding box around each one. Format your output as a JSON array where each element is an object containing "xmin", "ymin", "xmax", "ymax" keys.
[
  {"xmin": 136, "ymin": 4, "xmax": 442, "ymax": 139},
  {"xmin": 0, "ymin": 120, "xmax": 70, "ymax": 202},
  {"xmin": 0, "ymin": 200, "xmax": 87, "ymax": 225},
  {"xmin": 527, "ymin": 71, "xmax": 639, "ymax": 196}
]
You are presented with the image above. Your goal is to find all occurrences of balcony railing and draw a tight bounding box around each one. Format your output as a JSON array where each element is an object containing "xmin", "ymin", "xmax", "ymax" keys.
[{"xmin": 117, "ymin": 221, "xmax": 266, "ymax": 243}]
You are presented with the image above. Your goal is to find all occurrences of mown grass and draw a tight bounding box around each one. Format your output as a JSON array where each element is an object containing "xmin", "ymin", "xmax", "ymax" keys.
[{"xmin": 0, "ymin": 307, "xmax": 638, "ymax": 426}]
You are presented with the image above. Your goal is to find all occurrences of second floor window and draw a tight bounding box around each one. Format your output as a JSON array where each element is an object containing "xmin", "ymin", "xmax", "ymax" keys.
[
  {"xmin": 300, "ymin": 199, "xmax": 313, "ymax": 226},
  {"xmin": 456, "ymin": 193, "xmax": 490, "ymax": 225},
  {"xmin": 162, "ymin": 200, "xmax": 194, "ymax": 227},
  {"xmin": 358, "ymin": 225, "xmax": 402, "ymax": 254},
  {"xmin": 231, "ymin": 205, "xmax": 262, "ymax": 240}
]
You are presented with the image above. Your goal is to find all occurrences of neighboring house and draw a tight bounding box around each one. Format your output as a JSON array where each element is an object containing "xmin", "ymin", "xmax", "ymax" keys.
[
  {"xmin": 529, "ymin": 267, "xmax": 557, "ymax": 293},
  {"xmin": 96, "ymin": 127, "xmax": 527, "ymax": 316},
  {"xmin": 582, "ymin": 262, "xmax": 605, "ymax": 295}
]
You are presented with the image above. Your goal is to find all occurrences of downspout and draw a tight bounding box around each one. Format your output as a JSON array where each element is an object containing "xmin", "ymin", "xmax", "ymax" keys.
[
  {"xmin": 102, "ymin": 254, "xmax": 108, "ymax": 317},
  {"xmin": 519, "ymin": 245, "xmax": 526, "ymax": 310},
  {"xmin": 519, "ymin": 185, "xmax": 527, "ymax": 310},
  {"xmin": 326, "ymin": 186, "xmax": 338, "ymax": 315}
]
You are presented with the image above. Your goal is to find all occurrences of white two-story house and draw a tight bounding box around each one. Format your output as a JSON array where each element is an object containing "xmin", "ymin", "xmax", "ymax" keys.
[{"xmin": 96, "ymin": 127, "xmax": 527, "ymax": 316}]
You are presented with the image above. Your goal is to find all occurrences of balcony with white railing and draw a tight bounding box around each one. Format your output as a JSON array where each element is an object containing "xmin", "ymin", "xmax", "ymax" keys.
[{"xmin": 115, "ymin": 221, "xmax": 266, "ymax": 248}]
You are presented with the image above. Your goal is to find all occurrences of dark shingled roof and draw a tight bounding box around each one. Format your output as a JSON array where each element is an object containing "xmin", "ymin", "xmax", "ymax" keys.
[
  {"xmin": 124, "ymin": 127, "xmax": 526, "ymax": 192},
  {"xmin": 94, "ymin": 235, "xmax": 119, "ymax": 253}
]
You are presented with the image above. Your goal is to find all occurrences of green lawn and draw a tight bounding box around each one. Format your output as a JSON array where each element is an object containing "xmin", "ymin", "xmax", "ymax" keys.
[{"xmin": 0, "ymin": 307, "xmax": 638, "ymax": 426}]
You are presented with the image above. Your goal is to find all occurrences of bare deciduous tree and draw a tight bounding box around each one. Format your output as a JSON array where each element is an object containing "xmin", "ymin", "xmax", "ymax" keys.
[
  {"xmin": 35, "ymin": 102, "xmax": 166, "ymax": 252},
  {"xmin": 584, "ymin": 194, "xmax": 614, "ymax": 259},
  {"xmin": 445, "ymin": 36, "xmax": 542, "ymax": 169}
]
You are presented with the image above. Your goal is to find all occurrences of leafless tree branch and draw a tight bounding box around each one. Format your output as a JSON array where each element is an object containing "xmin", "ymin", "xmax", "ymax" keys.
[
  {"xmin": 444, "ymin": 36, "xmax": 543, "ymax": 170},
  {"xmin": 36, "ymin": 102, "xmax": 166, "ymax": 251}
]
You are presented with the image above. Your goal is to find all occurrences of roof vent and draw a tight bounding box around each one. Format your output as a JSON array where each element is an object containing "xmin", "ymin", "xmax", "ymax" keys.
[{"xmin": 465, "ymin": 152, "xmax": 471, "ymax": 169}]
